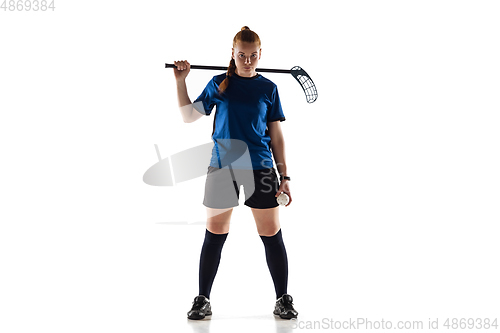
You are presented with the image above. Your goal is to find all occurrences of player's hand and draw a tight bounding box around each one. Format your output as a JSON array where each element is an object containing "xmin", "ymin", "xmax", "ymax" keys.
[
  {"xmin": 173, "ymin": 60, "xmax": 190, "ymax": 81},
  {"xmin": 275, "ymin": 180, "xmax": 292, "ymax": 207}
]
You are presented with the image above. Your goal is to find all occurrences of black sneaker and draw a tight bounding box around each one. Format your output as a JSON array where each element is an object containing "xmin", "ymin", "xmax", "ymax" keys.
[
  {"xmin": 187, "ymin": 295, "xmax": 212, "ymax": 320},
  {"xmin": 273, "ymin": 294, "xmax": 298, "ymax": 319}
]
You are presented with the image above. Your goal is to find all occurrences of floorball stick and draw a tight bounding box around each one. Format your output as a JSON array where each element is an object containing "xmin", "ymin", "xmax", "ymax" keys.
[{"xmin": 165, "ymin": 63, "xmax": 318, "ymax": 103}]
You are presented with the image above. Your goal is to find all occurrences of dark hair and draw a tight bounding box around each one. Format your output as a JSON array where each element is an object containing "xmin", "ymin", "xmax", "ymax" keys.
[{"xmin": 218, "ymin": 26, "xmax": 261, "ymax": 94}]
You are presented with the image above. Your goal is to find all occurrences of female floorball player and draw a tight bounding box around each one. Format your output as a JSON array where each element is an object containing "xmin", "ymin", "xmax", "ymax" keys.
[{"xmin": 173, "ymin": 26, "xmax": 298, "ymax": 320}]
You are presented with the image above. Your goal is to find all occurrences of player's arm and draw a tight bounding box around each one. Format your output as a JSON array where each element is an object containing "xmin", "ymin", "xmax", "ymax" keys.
[
  {"xmin": 173, "ymin": 60, "xmax": 205, "ymax": 123},
  {"xmin": 176, "ymin": 83, "xmax": 205, "ymax": 123},
  {"xmin": 268, "ymin": 121, "xmax": 288, "ymax": 178}
]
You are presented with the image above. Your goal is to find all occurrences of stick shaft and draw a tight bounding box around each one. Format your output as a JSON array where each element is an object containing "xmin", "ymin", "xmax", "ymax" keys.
[{"xmin": 165, "ymin": 63, "xmax": 291, "ymax": 74}]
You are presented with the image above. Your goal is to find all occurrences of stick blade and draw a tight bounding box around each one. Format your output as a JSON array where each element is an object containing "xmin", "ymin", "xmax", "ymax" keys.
[{"xmin": 291, "ymin": 66, "xmax": 318, "ymax": 103}]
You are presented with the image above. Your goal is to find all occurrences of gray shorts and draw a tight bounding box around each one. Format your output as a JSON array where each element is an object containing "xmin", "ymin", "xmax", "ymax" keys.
[{"xmin": 203, "ymin": 165, "xmax": 280, "ymax": 209}]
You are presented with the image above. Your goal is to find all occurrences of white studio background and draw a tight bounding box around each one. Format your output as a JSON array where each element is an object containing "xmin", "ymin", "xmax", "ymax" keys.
[{"xmin": 1, "ymin": 1, "xmax": 499, "ymax": 332}]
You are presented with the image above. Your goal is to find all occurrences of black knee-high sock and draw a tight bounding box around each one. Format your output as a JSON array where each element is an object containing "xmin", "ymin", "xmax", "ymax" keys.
[
  {"xmin": 260, "ymin": 228, "xmax": 288, "ymax": 299},
  {"xmin": 198, "ymin": 229, "xmax": 228, "ymax": 299}
]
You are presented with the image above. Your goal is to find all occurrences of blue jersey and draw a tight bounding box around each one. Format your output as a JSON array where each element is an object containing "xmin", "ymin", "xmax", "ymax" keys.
[{"xmin": 194, "ymin": 72, "xmax": 286, "ymax": 170}]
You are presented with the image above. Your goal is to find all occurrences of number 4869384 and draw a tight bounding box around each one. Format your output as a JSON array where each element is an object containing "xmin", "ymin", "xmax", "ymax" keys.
[{"xmin": 1, "ymin": 0, "xmax": 55, "ymax": 11}]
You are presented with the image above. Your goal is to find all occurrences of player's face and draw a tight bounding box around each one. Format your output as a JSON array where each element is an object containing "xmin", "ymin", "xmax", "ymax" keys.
[{"xmin": 232, "ymin": 42, "xmax": 261, "ymax": 77}]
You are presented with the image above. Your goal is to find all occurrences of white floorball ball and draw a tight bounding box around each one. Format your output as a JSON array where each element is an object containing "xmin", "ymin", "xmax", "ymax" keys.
[{"xmin": 276, "ymin": 193, "xmax": 289, "ymax": 206}]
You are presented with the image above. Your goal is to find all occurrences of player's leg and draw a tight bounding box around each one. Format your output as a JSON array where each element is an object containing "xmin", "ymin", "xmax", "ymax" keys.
[
  {"xmin": 252, "ymin": 206, "xmax": 297, "ymax": 318},
  {"xmin": 199, "ymin": 207, "xmax": 232, "ymax": 298},
  {"xmin": 206, "ymin": 207, "xmax": 233, "ymax": 234},
  {"xmin": 188, "ymin": 208, "xmax": 232, "ymax": 320},
  {"xmin": 251, "ymin": 206, "xmax": 280, "ymax": 236},
  {"xmin": 188, "ymin": 208, "xmax": 233, "ymax": 320},
  {"xmin": 198, "ymin": 166, "xmax": 237, "ymax": 300},
  {"xmin": 253, "ymin": 207, "xmax": 288, "ymax": 298}
]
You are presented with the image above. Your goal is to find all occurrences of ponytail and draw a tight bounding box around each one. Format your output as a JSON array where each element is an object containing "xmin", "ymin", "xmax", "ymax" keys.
[{"xmin": 218, "ymin": 58, "xmax": 236, "ymax": 94}]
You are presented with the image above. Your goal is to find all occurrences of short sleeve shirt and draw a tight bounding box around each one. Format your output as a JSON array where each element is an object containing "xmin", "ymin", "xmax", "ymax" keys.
[{"xmin": 193, "ymin": 72, "xmax": 286, "ymax": 170}]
